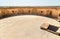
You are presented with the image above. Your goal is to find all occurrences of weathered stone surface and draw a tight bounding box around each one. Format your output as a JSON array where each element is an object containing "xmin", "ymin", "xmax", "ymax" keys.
[
  {"xmin": 0, "ymin": 15, "xmax": 60, "ymax": 39},
  {"xmin": 0, "ymin": 7, "xmax": 59, "ymax": 20}
]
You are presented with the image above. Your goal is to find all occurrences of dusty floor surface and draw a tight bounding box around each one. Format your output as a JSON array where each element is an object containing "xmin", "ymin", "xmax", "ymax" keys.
[{"xmin": 0, "ymin": 15, "xmax": 60, "ymax": 39}]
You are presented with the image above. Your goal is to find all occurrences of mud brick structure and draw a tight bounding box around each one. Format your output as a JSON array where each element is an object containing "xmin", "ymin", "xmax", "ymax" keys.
[{"xmin": 0, "ymin": 6, "xmax": 60, "ymax": 21}]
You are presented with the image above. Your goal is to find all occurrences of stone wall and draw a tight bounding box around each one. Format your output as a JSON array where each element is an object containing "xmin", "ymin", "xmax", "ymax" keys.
[{"xmin": 0, "ymin": 7, "xmax": 59, "ymax": 19}]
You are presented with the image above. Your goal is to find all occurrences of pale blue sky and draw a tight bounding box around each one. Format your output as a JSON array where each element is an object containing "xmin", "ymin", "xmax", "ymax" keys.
[{"xmin": 0, "ymin": 0, "xmax": 60, "ymax": 6}]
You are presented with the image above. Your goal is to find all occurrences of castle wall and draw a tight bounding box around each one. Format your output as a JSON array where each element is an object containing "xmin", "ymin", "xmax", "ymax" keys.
[{"xmin": 0, "ymin": 7, "xmax": 59, "ymax": 19}]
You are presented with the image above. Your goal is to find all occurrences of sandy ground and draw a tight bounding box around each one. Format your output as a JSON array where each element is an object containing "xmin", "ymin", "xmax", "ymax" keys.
[{"xmin": 0, "ymin": 15, "xmax": 60, "ymax": 39}]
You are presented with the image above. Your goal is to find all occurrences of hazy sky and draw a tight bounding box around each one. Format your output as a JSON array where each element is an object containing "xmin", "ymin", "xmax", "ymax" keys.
[{"xmin": 0, "ymin": 0, "xmax": 60, "ymax": 6}]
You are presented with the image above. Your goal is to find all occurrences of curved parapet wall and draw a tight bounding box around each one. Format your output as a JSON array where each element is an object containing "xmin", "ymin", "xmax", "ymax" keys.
[{"xmin": 0, "ymin": 6, "xmax": 60, "ymax": 20}]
